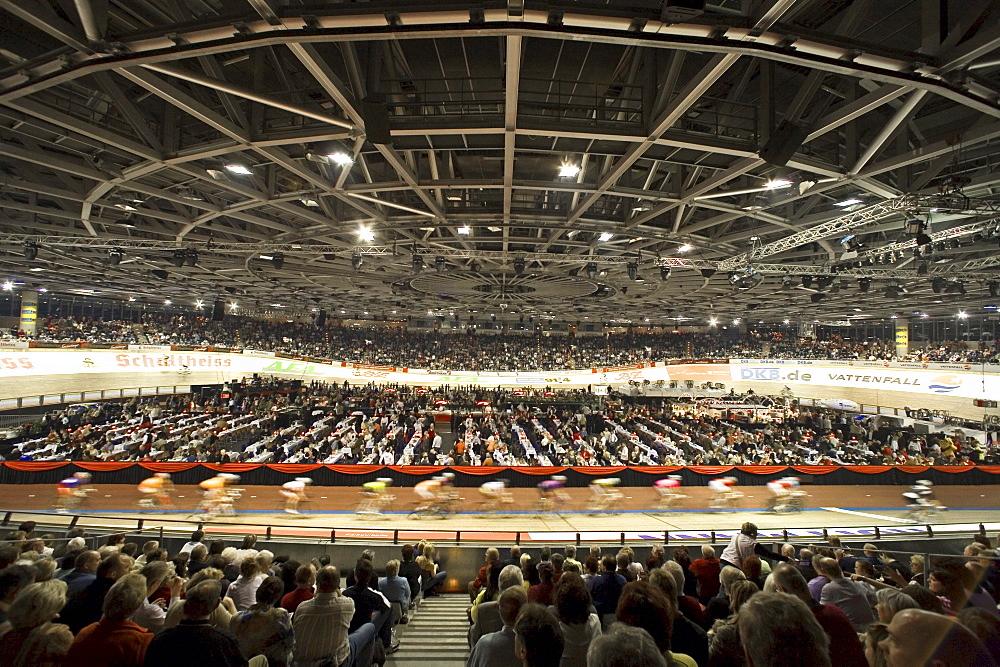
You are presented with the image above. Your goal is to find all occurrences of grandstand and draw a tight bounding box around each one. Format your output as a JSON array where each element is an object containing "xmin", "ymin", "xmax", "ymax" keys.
[{"xmin": 2, "ymin": 1, "xmax": 1000, "ymax": 665}]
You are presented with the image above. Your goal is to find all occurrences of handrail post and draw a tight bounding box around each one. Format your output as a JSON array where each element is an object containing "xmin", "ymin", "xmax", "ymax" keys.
[
  {"xmin": 265, "ymin": 526, "xmax": 272, "ymax": 540},
  {"xmin": 393, "ymin": 530, "xmax": 398, "ymax": 545},
  {"xmin": 329, "ymin": 530, "xmax": 336, "ymax": 543},
  {"xmin": 620, "ymin": 532, "xmax": 625, "ymax": 545}
]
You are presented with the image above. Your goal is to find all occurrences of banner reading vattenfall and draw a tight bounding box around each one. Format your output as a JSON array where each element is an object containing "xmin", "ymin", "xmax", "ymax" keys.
[{"xmin": 895, "ymin": 319, "xmax": 909, "ymax": 358}]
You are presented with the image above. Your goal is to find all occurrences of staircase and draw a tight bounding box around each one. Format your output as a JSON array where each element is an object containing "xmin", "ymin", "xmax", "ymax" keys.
[{"xmin": 386, "ymin": 594, "xmax": 470, "ymax": 666}]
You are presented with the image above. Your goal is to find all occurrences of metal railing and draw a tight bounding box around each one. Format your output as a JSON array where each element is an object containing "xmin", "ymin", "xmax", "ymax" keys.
[
  {"xmin": 0, "ymin": 385, "xmax": 192, "ymax": 413},
  {"xmin": 0, "ymin": 508, "xmax": 993, "ymax": 548}
]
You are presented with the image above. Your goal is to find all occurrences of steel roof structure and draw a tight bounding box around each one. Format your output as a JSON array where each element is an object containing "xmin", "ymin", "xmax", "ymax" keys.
[{"xmin": 1, "ymin": 0, "xmax": 999, "ymax": 324}]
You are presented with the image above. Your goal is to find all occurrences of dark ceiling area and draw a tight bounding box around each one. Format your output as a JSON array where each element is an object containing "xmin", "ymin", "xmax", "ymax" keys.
[{"xmin": 1, "ymin": 0, "xmax": 999, "ymax": 325}]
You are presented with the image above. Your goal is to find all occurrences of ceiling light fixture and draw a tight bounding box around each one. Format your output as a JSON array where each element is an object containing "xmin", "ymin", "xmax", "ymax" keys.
[
  {"xmin": 328, "ymin": 152, "xmax": 354, "ymax": 166},
  {"xmin": 358, "ymin": 227, "xmax": 376, "ymax": 242},
  {"xmin": 599, "ymin": 232, "xmax": 614, "ymax": 242},
  {"xmin": 677, "ymin": 244, "xmax": 693, "ymax": 253},
  {"xmin": 457, "ymin": 225, "xmax": 472, "ymax": 235},
  {"xmin": 764, "ymin": 179, "xmax": 793, "ymax": 190},
  {"xmin": 835, "ymin": 198, "xmax": 864, "ymax": 207},
  {"xmin": 559, "ymin": 163, "xmax": 581, "ymax": 178},
  {"xmin": 224, "ymin": 164, "xmax": 253, "ymax": 175}
]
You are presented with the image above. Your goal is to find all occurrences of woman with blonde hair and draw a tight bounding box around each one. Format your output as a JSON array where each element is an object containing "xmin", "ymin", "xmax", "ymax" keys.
[
  {"xmin": 416, "ymin": 542, "xmax": 447, "ymax": 596},
  {"xmin": 0, "ymin": 579, "xmax": 73, "ymax": 666},
  {"xmin": 163, "ymin": 568, "xmax": 237, "ymax": 629}
]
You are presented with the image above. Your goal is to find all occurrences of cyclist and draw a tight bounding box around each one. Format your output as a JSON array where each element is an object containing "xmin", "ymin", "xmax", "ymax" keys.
[
  {"xmin": 137, "ymin": 472, "xmax": 175, "ymax": 510},
  {"xmin": 357, "ymin": 478, "xmax": 395, "ymax": 516},
  {"xmin": 56, "ymin": 472, "xmax": 92, "ymax": 513},
  {"xmin": 766, "ymin": 477, "xmax": 793, "ymax": 512},
  {"xmin": 536, "ymin": 475, "xmax": 569, "ymax": 513},
  {"xmin": 280, "ymin": 477, "xmax": 312, "ymax": 514},
  {"xmin": 413, "ymin": 472, "xmax": 456, "ymax": 516},
  {"xmin": 708, "ymin": 476, "xmax": 742, "ymax": 511},
  {"xmin": 198, "ymin": 473, "xmax": 240, "ymax": 517},
  {"xmin": 587, "ymin": 478, "xmax": 623, "ymax": 514},
  {"xmin": 654, "ymin": 475, "xmax": 686, "ymax": 510},
  {"xmin": 903, "ymin": 479, "xmax": 945, "ymax": 521},
  {"xmin": 478, "ymin": 478, "xmax": 514, "ymax": 512}
]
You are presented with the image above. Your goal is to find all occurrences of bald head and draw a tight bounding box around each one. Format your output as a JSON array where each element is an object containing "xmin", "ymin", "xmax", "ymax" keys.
[{"xmin": 879, "ymin": 609, "xmax": 996, "ymax": 667}]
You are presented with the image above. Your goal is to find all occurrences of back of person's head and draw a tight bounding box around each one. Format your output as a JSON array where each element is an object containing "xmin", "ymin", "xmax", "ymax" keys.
[
  {"xmin": 294, "ymin": 563, "xmax": 316, "ymax": 587},
  {"xmin": 601, "ymin": 555, "xmax": 616, "ymax": 572},
  {"xmin": 584, "ymin": 557, "xmax": 599, "ymax": 575},
  {"xmin": 140, "ymin": 560, "xmax": 170, "ymax": 587},
  {"xmin": 552, "ymin": 553, "xmax": 565, "ymax": 570},
  {"xmin": 616, "ymin": 580, "xmax": 673, "ymax": 653},
  {"xmin": 498, "ymin": 585, "xmax": 528, "ymax": 626},
  {"xmin": 255, "ymin": 576, "xmax": 284, "ymax": 608},
  {"xmin": 819, "ymin": 557, "xmax": 843, "ymax": 578},
  {"xmin": 354, "ymin": 559, "xmax": 374, "ymax": 587},
  {"xmin": 0, "ymin": 546, "xmax": 20, "ymax": 569},
  {"xmin": 742, "ymin": 555, "xmax": 762, "ymax": 582},
  {"xmin": 565, "ymin": 545, "xmax": 577, "ymax": 559},
  {"xmin": 554, "ymin": 572, "xmax": 592, "ymax": 625},
  {"xmin": 720, "ymin": 564, "xmax": 747, "ymax": 593},
  {"xmin": 97, "ymin": 553, "xmax": 126, "ymax": 580},
  {"xmin": 672, "ymin": 547, "xmax": 691, "ymax": 567},
  {"xmin": 0, "ymin": 564, "xmax": 34, "ymax": 601},
  {"xmin": 737, "ymin": 592, "xmax": 831, "ymax": 667},
  {"xmin": 208, "ymin": 540, "xmax": 225, "ymax": 555},
  {"xmin": 587, "ymin": 624, "xmax": 667, "ymax": 667},
  {"xmin": 316, "ymin": 566, "xmax": 340, "ymax": 593},
  {"xmin": 102, "ymin": 573, "xmax": 147, "ymax": 621},
  {"xmin": 141, "ymin": 540, "xmax": 159, "ymax": 555},
  {"xmin": 741, "ymin": 522, "xmax": 758, "ymax": 538},
  {"xmin": 515, "ymin": 603, "xmax": 564, "ymax": 667},
  {"xmin": 385, "ymin": 559, "xmax": 400, "ymax": 578},
  {"xmin": 190, "ymin": 545, "xmax": 208, "ymax": 562},
  {"xmin": 485, "ymin": 547, "xmax": 499, "ymax": 564},
  {"xmin": 772, "ymin": 563, "xmax": 810, "ymax": 599},
  {"xmin": 499, "ymin": 564, "xmax": 524, "ymax": 591},
  {"xmin": 701, "ymin": 545, "xmax": 716, "ymax": 559},
  {"xmin": 661, "ymin": 560, "xmax": 685, "ymax": 597},
  {"xmin": 240, "ymin": 535, "xmax": 257, "ymax": 550},
  {"xmin": 8, "ymin": 579, "xmax": 67, "ymax": 629},
  {"xmin": 899, "ymin": 584, "xmax": 946, "ymax": 615},
  {"xmin": 540, "ymin": 546, "xmax": 552, "ymax": 562},
  {"xmin": 31, "ymin": 558, "xmax": 55, "ymax": 582},
  {"xmin": 184, "ymin": 567, "xmax": 223, "ymax": 592},
  {"xmin": 875, "ymin": 587, "xmax": 918, "ymax": 620},
  {"xmin": 959, "ymin": 608, "xmax": 1000, "ymax": 664},
  {"xmin": 255, "ymin": 550, "xmax": 274, "ymax": 571},
  {"xmin": 191, "ymin": 530, "xmax": 205, "ymax": 543},
  {"xmin": 615, "ymin": 553, "xmax": 630, "ymax": 571},
  {"xmin": 799, "ymin": 548, "xmax": 813, "ymax": 561},
  {"xmin": 239, "ymin": 558, "xmax": 259, "ymax": 579},
  {"xmin": 883, "ymin": 608, "xmax": 996, "ymax": 667},
  {"xmin": 647, "ymin": 568, "xmax": 678, "ymax": 603},
  {"xmin": 538, "ymin": 561, "xmax": 555, "ymax": 583},
  {"xmin": 401, "ymin": 544, "xmax": 415, "ymax": 562},
  {"xmin": 184, "ymin": 580, "xmax": 222, "ymax": 618},
  {"xmin": 728, "ymin": 579, "xmax": 759, "ymax": 614}
]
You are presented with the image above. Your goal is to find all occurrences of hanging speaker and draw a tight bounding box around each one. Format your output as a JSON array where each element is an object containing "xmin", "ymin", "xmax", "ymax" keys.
[
  {"xmin": 361, "ymin": 94, "xmax": 392, "ymax": 145},
  {"xmin": 211, "ymin": 299, "xmax": 225, "ymax": 321},
  {"xmin": 315, "ymin": 309, "xmax": 327, "ymax": 327},
  {"xmin": 760, "ymin": 120, "xmax": 809, "ymax": 167}
]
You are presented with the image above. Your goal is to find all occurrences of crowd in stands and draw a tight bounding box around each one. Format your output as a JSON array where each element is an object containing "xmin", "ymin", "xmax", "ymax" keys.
[
  {"xmin": 6, "ymin": 314, "xmax": 1000, "ymax": 368},
  {"xmin": 0, "ymin": 520, "xmax": 995, "ymax": 666},
  {"xmin": 6, "ymin": 384, "xmax": 997, "ymax": 466}
]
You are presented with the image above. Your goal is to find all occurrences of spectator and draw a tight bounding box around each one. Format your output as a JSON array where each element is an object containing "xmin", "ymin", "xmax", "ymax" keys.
[
  {"xmin": 705, "ymin": 566, "xmax": 747, "ymax": 623},
  {"xmin": 818, "ymin": 558, "xmax": 876, "ymax": 631},
  {"xmin": 187, "ymin": 545, "xmax": 209, "ymax": 575},
  {"xmin": 554, "ymin": 572, "xmax": 602, "ymax": 665},
  {"xmin": 771, "ymin": 563, "xmax": 867, "ymax": 667},
  {"xmin": 416, "ymin": 543, "xmax": 447, "ymax": 597},
  {"xmin": 230, "ymin": 576, "xmax": 293, "ymax": 667},
  {"xmin": 61, "ymin": 553, "xmax": 130, "ymax": 634},
  {"xmin": 874, "ymin": 588, "xmax": 918, "ymax": 623},
  {"xmin": 861, "ymin": 622, "xmax": 890, "ymax": 667},
  {"xmin": 58, "ymin": 550, "xmax": 99, "ymax": 595},
  {"xmin": 145, "ymin": 580, "xmax": 248, "ymax": 667},
  {"xmin": 0, "ymin": 566, "xmax": 33, "ymax": 626},
  {"xmin": 737, "ymin": 592, "xmax": 831, "ymax": 667},
  {"xmin": 227, "ymin": 558, "xmax": 264, "ymax": 612},
  {"xmin": 530, "ymin": 562, "xmax": 557, "ymax": 606},
  {"xmin": 587, "ymin": 624, "xmax": 666, "ymax": 667},
  {"xmin": 343, "ymin": 559, "xmax": 393, "ymax": 656},
  {"xmin": 179, "ymin": 530, "xmax": 206, "ymax": 556},
  {"xmin": 131, "ymin": 560, "xmax": 182, "ymax": 634},
  {"xmin": 470, "ymin": 565, "xmax": 524, "ymax": 649},
  {"xmin": 689, "ymin": 545, "xmax": 721, "ymax": 603},
  {"xmin": 65, "ymin": 573, "xmax": 154, "ymax": 666},
  {"xmin": 514, "ymin": 603, "xmax": 564, "ymax": 667},
  {"xmin": 398, "ymin": 544, "xmax": 423, "ymax": 606},
  {"xmin": 280, "ymin": 564, "xmax": 315, "ymax": 614},
  {"xmin": 590, "ymin": 556, "xmax": 626, "ymax": 619},
  {"xmin": 879, "ymin": 608, "xmax": 997, "ymax": 667},
  {"xmin": 470, "ymin": 548, "xmax": 501, "ymax": 601},
  {"xmin": 706, "ymin": 579, "xmax": 758, "ymax": 667},
  {"xmin": 471, "ymin": 564, "xmax": 504, "ymax": 623},
  {"xmin": 378, "ymin": 559, "xmax": 410, "ymax": 622},
  {"xmin": 959, "ymin": 608, "xmax": 1000, "ymax": 664},
  {"xmin": 672, "ymin": 548, "xmax": 698, "ymax": 599},
  {"xmin": 0, "ymin": 579, "xmax": 73, "ymax": 666},
  {"xmin": 164, "ymin": 568, "xmax": 237, "ymax": 630},
  {"xmin": 647, "ymin": 569, "xmax": 708, "ymax": 667},
  {"xmin": 662, "ymin": 560, "xmax": 708, "ymax": 630},
  {"xmin": 720, "ymin": 523, "xmax": 787, "ymax": 571},
  {"xmin": 808, "ymin": 554, "xmax": 831, "ymax": 602},
  {"xmin": 292, "ymin": 566, "xmax": 367, "ymax": 667},
  {"xmin": 469, "ymin": 586, "xmax": 527, "ymax": 667},
  {"xmin": 616, "ymin": 580, "xmax": 696, "ymax": 666}
]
